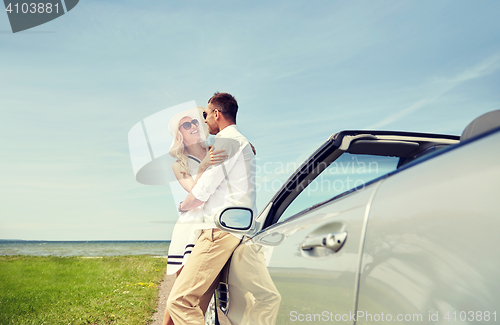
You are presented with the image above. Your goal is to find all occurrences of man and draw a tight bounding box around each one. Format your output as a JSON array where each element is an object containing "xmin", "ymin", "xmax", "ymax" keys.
[{"xmin": 166, "ymin": 92, "xmax": 257, "ymax": 325}]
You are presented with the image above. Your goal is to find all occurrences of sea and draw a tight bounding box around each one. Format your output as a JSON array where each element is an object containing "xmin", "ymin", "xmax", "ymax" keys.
[{"xmin": 0, "ymin": 240, "xmax": 170, "ymax": 257}]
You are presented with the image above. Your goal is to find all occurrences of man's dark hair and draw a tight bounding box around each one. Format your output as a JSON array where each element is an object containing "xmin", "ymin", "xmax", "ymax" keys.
[{"xmin": 208, "ymin": 92, "xmax": 238, "ymax": 122}]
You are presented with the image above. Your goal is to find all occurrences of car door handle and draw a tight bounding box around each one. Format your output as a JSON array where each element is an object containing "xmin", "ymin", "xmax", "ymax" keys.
[{"xmin": 301, "ymin": 231, "xmax": 347, "ymax": 252}]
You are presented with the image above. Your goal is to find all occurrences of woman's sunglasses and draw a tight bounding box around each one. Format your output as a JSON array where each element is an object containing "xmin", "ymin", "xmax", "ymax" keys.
[{"xmin": 179, "ymin": 119, "xmax": 199, "ymax": 130}]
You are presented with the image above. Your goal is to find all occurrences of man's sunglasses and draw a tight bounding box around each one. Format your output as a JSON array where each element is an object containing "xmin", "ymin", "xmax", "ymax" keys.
[
  {"xmin": 179, "ymin": 119, "xmax": 199, "ymax": 130},
  {"xmin": 203, "ymin": 108, "xmax": 218, "ymax": 120}
]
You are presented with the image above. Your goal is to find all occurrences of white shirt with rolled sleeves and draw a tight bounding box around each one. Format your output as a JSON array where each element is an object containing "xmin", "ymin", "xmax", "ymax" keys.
[{"xmin": 191, "ymin": 125, "xmax": 257, "ymax": 238}]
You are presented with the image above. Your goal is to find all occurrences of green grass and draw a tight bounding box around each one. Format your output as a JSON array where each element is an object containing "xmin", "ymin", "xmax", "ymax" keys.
[{"xmin": 0, "ymin": 256, "xmax": 167, "ymax": 325}]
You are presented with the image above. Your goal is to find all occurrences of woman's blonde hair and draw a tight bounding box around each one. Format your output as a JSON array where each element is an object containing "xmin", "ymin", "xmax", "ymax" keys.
[{"xmin": 168, "ymin": 107, "xmax": 207, "ymax": 176}]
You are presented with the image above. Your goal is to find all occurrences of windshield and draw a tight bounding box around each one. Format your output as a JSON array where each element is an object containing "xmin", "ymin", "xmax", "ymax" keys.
[{"xmin": 279, "ymin": 153, "xmax": 399, "ymax": 222}]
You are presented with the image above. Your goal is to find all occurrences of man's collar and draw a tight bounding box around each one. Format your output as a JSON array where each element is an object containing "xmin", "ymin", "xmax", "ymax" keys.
[{"xmin": 216, "ymin": 124, "xmax": 238, "ymax": 137}]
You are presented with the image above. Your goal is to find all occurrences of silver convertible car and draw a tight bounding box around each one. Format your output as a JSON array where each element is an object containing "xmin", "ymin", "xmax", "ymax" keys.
[{"xmin": 213, "ymin": 110, "xmax": 500, "ymax": 325}]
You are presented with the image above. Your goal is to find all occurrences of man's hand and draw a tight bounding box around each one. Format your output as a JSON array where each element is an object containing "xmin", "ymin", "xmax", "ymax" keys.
[{"xmin": 199, "ymin": 148, "xmax": 227, "ymax": 172}]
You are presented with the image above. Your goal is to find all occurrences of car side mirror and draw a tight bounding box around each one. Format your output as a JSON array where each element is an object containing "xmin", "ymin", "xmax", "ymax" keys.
[{"xmin": 215, "ymin": 207, "xmax": 253, "ymax": 234}]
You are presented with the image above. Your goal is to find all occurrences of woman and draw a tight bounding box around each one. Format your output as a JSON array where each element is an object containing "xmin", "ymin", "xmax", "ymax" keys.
[{"xmin": 162, "ymin": 106, "xmax": 226, "ymax": 325}]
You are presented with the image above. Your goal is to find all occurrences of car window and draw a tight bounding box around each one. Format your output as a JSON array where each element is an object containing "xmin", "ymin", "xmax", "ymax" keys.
[{"xmin": 278, "ymin": 153, "xmax": 399, "ymax": 222}]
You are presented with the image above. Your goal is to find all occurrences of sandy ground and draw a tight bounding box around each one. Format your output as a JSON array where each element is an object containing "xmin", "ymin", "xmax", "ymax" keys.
[
  {"xmin": 150, "ymin": 274, "xmax": 175, "ymax": 325},
  {"xmin": 150, "ymin": 274, "xmax": 229, "ymax": 325}
]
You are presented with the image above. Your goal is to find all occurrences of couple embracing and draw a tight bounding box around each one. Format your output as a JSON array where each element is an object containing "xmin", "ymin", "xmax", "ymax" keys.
[{"xmin": 163, "ymin": 92, "xmax": 257, "ymax": 325}]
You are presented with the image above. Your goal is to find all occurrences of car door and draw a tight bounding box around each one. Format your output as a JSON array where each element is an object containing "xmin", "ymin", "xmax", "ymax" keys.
[
  {"xmin": 250, "ymin": 152, "xmax": 400, "ymax": 325},
  {"xmin": 252, "ymin": 182, "xmax": 378, "ymax": 324}
]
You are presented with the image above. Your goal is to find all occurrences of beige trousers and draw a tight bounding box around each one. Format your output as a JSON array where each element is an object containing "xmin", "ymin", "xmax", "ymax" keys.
[
  {"xmin": 167, "ymin": 228, "xmax": 241, "ymax": 325},
  {"xmin": 226, "ymin": 244, "xmax": 281, "ymax": 325}
]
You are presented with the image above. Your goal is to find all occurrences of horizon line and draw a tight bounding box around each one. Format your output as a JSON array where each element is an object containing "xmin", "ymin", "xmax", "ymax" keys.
[{"xmin": 0, "ymin": 239, "xmax": 171, "ymax": 242}]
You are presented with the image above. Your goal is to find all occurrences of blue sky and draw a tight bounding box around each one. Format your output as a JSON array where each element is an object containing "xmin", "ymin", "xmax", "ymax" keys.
[{"xmin": 1, "ymin": 0, "xmax": 500, "ymax": 240}]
